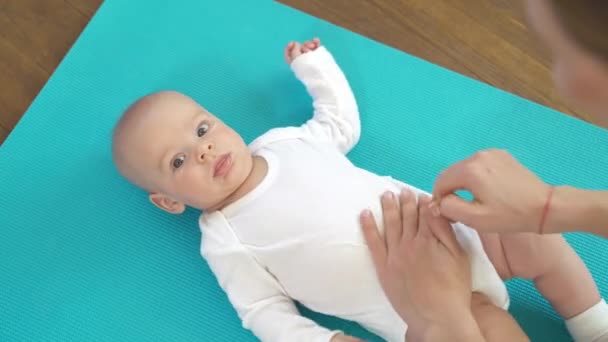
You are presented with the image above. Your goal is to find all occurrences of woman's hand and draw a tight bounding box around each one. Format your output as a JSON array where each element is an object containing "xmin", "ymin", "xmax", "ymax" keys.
[
  {"xmin": 360, "ymin": 189, "xmax": 480, "ymax": 340},
  {"xmin": 432, "ymin": 149, "xmax": 552, "ymax": 234}
]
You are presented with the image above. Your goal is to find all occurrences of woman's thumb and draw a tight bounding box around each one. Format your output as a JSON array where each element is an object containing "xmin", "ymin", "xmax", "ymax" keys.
[{"xmin": 436, "ymin": 194, "xmax": 482, "ymax": 227}]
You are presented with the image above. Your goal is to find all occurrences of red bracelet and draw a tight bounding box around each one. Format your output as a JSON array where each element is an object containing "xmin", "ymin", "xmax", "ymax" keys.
[{"xmin": 538, "ymin": 186, "xmax": 554, "ymax": 234}]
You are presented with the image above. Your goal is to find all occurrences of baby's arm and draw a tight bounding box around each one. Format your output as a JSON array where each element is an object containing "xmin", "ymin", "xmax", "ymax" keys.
[
  {"xmin": 288, "ymin": 40, "xmax": 360, "ymax": 154},
  {"xmin": 482, "ymin": 233, "xmax": 608, "ymax": 341},
  {"xmin": 201, "ymin": 219, "xmax": 341, "ymax": 342}
]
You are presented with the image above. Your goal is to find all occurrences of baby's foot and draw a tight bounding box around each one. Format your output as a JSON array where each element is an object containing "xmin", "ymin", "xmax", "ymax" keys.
[{"xmin": 284, "ymin": 38, "xmax": 321, "ymax": 64}]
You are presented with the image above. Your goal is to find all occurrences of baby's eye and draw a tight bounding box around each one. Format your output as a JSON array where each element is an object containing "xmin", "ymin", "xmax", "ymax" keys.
[
  {"xmin": 197, "ymin": 123, "xmax": 210, "ymax": 137},
  {"xmin": 172, "ymin": 156, "xmax": 185, "ymax": 169}
]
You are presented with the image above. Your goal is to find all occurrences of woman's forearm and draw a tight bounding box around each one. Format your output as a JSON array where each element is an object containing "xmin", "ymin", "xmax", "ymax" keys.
[{"xmin": 547, "ymin": 186, "xmax": 608, "ymax": 237}]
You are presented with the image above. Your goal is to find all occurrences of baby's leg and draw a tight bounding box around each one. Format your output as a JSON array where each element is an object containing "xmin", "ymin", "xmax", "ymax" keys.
[
  {"xmin": 481, "ymin": 233, "xmax": 599, "ymax": 317},
  {"xmin": 470, "ymin": 292, "xmax": 529, "ymax": 342},
  {"xmin": 482, "ymin": 233, "xmax": 608, "ymax": 341}
]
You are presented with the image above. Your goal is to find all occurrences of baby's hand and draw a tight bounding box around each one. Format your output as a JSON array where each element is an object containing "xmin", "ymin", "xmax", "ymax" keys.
[{"xmin": 284, "ymin": 38, "xmax": 321, "ymax": 64}]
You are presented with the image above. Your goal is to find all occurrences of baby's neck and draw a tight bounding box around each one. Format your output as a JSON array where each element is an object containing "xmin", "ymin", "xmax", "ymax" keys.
[{"xmin": 207, "ymin": 155, "xmax": 268, "ymax": 212}]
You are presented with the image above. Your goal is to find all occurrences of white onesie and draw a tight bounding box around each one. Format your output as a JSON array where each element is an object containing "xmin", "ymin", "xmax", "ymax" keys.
[{"xmin": 199, "ymin": 47, "xmax": 606, "ymax": 342}]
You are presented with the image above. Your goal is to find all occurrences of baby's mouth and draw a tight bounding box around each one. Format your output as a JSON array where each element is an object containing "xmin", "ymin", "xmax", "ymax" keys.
[{"xmin": 213, "ymin": 153, "xmax": 232, "ymax": 178}]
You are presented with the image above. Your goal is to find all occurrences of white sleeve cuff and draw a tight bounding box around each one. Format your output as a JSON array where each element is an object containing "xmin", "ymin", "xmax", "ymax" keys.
[
  {"xmin": 290, "ymin": 46, "xmax": 333, "ymax": 74},
  {"xmin": 566, "ymin": 299, "xmax": 608, "ymax": 342}
]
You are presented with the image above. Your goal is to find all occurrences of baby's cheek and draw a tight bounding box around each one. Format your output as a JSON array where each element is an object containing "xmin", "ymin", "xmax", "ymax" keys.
[{"xmin": 177, "ymin": 171, "xmax": 205, "ymax": 200}]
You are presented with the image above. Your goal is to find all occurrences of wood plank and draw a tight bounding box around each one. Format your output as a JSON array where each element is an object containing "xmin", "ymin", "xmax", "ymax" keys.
[
  {"xmin": 66, "ymin": 0, "xmax": 102, "ymax": 18},
  {"xmin": 0, "ymin": 0, "xmax": 102, "ymax": 145},
  {"xmin": 0, "ymin": 0, "xmax": 92, "ymax": 74},
  {"xmin": 0, "ymin": 30, "xmax": 48, "ymax": 132},
  {"xmin": 0, "ymin": 123, "xmax": 8, "ymax": 144}
]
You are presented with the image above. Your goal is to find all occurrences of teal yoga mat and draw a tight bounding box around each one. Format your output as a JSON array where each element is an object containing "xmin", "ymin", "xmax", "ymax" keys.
[{"xmin": 2, "ymin": 1, "xmax": 607, "ymax": 341}]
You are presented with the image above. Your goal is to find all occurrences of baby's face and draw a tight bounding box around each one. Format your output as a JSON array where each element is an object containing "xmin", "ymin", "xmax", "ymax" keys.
[{"xmin": 119, "ymin": 92, "xmax": 252, "ymax": 212}]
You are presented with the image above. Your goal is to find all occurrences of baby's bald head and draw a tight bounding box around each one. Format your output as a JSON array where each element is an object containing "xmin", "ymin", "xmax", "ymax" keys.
[
  {"xmin": 112, "ymin": 91, "xmax": 196, "ymax": 192},
  {"xmin": 111, "ymin": 90, "xmax": 252, "ymax": 212}
]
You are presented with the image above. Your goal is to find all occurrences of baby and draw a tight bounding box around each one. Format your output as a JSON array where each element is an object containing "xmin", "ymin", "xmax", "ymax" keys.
[{"xmin": 112, "ymin": 39, "xmax": 607, "ymax": 341}]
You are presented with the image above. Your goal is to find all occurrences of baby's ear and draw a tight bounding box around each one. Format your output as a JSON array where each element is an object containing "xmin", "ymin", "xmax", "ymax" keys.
[{"xmin": 149, "ymin": 193, "xmax": 185, "ymax": 214}]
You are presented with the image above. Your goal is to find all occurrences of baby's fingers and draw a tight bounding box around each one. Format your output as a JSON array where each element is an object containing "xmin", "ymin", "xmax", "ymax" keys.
[
  {"xmin": 284, "ymin": 42, "xmax": 295, "ymax": 64},
  {"xmin": 290, "ymin": 42, "xmax": 302, "ymax": 61}
]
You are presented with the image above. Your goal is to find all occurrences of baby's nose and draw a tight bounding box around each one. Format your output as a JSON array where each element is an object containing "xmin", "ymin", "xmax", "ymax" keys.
[{"xmin": 198, "ymin": 143, "xmax": 214, "ymax": 161}]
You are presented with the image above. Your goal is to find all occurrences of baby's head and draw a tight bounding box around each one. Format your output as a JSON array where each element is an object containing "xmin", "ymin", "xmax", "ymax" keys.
[{"xmin": 112, "ymin": 91, "xmax": 252, "ymax": 213}]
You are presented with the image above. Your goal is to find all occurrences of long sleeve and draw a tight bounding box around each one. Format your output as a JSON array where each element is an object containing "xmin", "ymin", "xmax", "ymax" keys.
[
  {"xmin": 566, "ymin": 299, "xmax": 608, "ymax": 342},
  {"xmin": 200, "ymin": 214, "xmax": 340, "ymax": 342},
  {"xmin": 290, "ymin": 46, "xmax": 360, "ymax": 154}
]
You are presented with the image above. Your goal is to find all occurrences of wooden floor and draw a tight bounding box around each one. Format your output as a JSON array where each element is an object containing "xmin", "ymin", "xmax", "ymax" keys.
[{"xmin": 0, "ymin": 0, "xmax": 590, "ymax": 145}]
